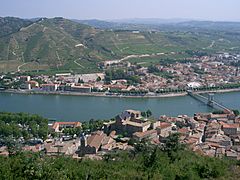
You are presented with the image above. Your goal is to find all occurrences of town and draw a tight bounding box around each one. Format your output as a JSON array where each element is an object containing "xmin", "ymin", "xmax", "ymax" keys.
[
  {"xmin": 0, "ymin": 52, "xmax": 240, "ymax": 97},
  {"xmin": 1, "ymin": 108, "xmax": 240, "ymax": 160}
]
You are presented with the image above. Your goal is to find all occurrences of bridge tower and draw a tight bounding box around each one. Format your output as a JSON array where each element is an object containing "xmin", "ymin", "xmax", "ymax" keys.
[
  {"xmin": 236, "ymin": 67, "xmax": 239, "ymax": 77},
  {"xmin": 207, "ymin": 93, "xmax": 214, "ymax": 107}
]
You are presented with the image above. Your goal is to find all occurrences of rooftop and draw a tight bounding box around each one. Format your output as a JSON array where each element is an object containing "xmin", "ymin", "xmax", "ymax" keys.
[{"xmin": 133, "ymin": 129, "xmax": 157, "ymax": 138}]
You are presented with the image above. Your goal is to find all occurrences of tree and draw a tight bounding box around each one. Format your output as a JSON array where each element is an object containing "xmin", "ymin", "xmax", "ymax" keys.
[
  {"xmin": 141, "ymin": 111, "xmax": 147, "ymax": 118},
  {"xmin": 148, "ymin": 65, "xmax": 160, "ymax": 73},
  {"xmin": 78, "ymin": 78, "xmax": 84, "ymax": 83},
  {"xmin": 4, "ymin": 137, "xmax": 21, "ymax": 156},
  {"xmin": 146, "ymin": 109, "xmax": 152, "ymax": 117},
  {"xmin": 232, "ymin": 109, "xmax": 240, "ymax": 116},
  {"xmin": 164, "ymin": 133, "xmax": 184, "ymax": 161},
  {"xmin": 96, "ymin": 76, "xmax": 101, "ymax": 82}
]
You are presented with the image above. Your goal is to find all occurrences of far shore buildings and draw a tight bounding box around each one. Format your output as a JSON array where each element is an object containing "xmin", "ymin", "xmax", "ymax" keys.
[{"xmin": 41, "ymin": 84, "xmax": 59, "ymax": 91}]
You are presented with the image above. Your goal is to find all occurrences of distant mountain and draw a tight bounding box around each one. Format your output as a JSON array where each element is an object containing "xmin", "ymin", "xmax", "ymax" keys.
[
  {"xmin": 74, "ymin": 18, "xmax": 240, "ymax": 33},
  {"xmin": 177, "ymin": 21, "xmax": 240, "ymax": 32},
  {"xmin": 110, "ymin": 18, "xmax": 191, "ymax": 25},
  {"xmin": 72, "ymin": 19, "xmax": 117, "ymax": 29}
]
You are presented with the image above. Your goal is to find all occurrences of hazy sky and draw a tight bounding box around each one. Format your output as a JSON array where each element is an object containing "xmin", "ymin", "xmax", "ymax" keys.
[{"xmin": 0, "ymin": 0, "xmax": 239, "ymax": 21}]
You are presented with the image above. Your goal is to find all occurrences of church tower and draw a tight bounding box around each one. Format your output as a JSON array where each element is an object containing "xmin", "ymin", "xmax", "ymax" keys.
[{"xmin": 80, "ymin": 134, "xmax": 87, "ymax": 147}]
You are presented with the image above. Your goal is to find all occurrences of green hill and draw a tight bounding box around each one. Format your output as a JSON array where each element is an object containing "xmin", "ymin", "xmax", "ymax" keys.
[
  {"xmin": 0, "ymin": 17, "xmax": 115, "ymax": 73},
  {"xmin": 0, "ymin": 17, "xmax": 240, "ymax": 74},
  {"xmin": 0, "ymin": 17, "xmax": 32, "ymax": 38}
]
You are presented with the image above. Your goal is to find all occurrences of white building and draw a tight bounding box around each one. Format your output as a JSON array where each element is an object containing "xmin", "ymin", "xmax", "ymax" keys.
[{"xmin": 187, "ymin": 82, "xmax": 201, "ymax": 88}]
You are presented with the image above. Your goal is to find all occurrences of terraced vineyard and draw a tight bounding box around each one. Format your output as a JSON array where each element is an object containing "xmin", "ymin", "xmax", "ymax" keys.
[{"xmin": 0, "ymin": 17, "xmax": 240, "ymax": 74}]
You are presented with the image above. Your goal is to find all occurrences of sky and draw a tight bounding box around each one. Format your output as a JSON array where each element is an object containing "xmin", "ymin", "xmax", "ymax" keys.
[{"xmin": 0, "ymin": 0, "xmax": 240, "ymax": 21}]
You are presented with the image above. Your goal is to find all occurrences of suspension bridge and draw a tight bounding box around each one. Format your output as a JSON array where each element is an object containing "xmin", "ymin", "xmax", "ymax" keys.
[{"xmin": 187, "ymin": 90, "xmax": 232, "ymax": 113}]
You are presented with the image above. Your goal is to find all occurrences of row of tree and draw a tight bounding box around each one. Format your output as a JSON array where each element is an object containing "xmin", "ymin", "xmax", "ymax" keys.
[{"xmin": 156, "ymin": 83, "xmax": 240, "ymax": 94}]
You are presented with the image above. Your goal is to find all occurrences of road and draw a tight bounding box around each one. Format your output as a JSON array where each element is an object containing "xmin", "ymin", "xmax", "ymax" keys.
[
  {"xmin": 74, "ymin": 60, "xmax": 85, "ymax": 68},
  {"xmin": 17, "ymin": 63, "xmax": 29, "ymax": 72}
]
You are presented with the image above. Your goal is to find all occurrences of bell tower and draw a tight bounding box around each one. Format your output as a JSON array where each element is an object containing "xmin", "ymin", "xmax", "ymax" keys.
[{"xmin": 80, "ymin": 134, "xmax": 87, "ymax": 147}]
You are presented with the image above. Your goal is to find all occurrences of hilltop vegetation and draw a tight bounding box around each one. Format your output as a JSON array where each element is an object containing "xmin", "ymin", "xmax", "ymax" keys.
[
  {"xmin": 0, "ymin": 112, "xmax": 48, "ymax": 141},
  {"xmin": 0, "ymin": 17, "xmax": 32, "ymax": 38},
  {"xmin": 1, "ymin": 17, "xmax": 240, "ymax": 74},
  {"xmin": 0, "ymin": 134, "xmax": 240, "ymax": 179}
]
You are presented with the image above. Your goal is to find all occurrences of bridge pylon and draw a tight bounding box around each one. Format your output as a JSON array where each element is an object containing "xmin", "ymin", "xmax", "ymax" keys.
[{"xmin": 207, "ymin": 93, "xmax": 214, "ymax": 107}]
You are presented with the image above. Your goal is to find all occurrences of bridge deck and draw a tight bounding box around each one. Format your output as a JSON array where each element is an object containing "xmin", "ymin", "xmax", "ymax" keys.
[{"xmin": 187, "ymin": 91, "xmax": 231, "ymax": 112}]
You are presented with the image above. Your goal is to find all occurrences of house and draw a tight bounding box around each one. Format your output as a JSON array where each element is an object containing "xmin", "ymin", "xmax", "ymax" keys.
[
  {"xmin": 204, "ymin": 121, "xmax": 222, "ymax": 138},
  {"xmin": 22, "ymin": 144, "xmax": 44, "ymax": 152},
  {"xmin": 235, "ymin": 116, "xmax": 240, "ymax": 123},
  {"xmin": 20, "ymin": 76, "xmax": 31, "ymax": 82},
  {"xmin": 205, "ymin": 134, "xmax": 232, "ymax": 147},
  {"xmin": 101, "ymin": 136, "xmax": 116, "ymax": 151},
  {"xmin": 45, "ymin": 139, "xmax": 80, "ymax": 156},
  {"xmin": 156, "ymin": 122, "xmax": 172, "ymax": 137},
  {"xmin": 132, "ymin": 129, "xmax": 158, "ymax": 141},
  {"xmin": 226, "ymin": 150, "xmax": 238, "ymax": 159},
  {"xmin": 222, "ymin": 123, "xmax": 239, "ymax": 136},
  {"xmin": 231, "ymin": 135, "xmax": 240, "ymax": 146},
  {"xmin": 112, "ymin": 110, "xmax": 152, "ymax": 136},
  {"xmin": 41, "ymin": 84, "xmax": 58, "ymax": 91},
  {"xmin": 215, "ymin": 147, "xmax": 226, "ymax": 158},
  {"xmin": 78, "ymin": 131, "xmax": 106, "ymax": 156},
  {"xmin": 127, "ymin": 121, "xmax": 151, "ymax": 135},
  {"xmin": 178, "ymin": 127, "xmax": 191, "ymax": 138},
  {"xmin": 70, "ymin": 85, "xmax": 92, "ymax": 93},
  {"xmin": 210, "ymin": 113, "xmax": 228, "ymax": 120},
  {"xmin": 27, "ymin": 81, "xmax": 39, "ymax": 89},
  {"xmin": 52, "ymin": 122, "xmax": 81, "ymax": 132}
]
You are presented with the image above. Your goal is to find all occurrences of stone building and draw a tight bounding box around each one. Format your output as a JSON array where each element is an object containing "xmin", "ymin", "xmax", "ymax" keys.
[
  {"xmin": 78, "ymin": 131, "xmax": 106, "ymax": 156},
  {"xmin": 107, "ymin": 110, "xmax": 152, "ymax": 136}
]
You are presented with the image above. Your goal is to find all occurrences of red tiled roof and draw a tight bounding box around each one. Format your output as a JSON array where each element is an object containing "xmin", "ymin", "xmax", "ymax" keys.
[
  {"xmin": 159, "ymin": 122, "xmax": 172, "ymax": 129},
  {"xmin": 206, "ymin": 142, "xmax": 221, "ymax": 148},
  {"xmin": 178, "ymin": 128, "xmax": 190, "ymax": 134},
  {"xmin": 87, "ymin": 131, "xmax": 105, "ymax": 150},
  {"xmin": 52, "ymin": 122, "xmax": 81, "ymax": 130},
  {"xmin": 42, "ymin": 84, "xmax": 57, "ymax": 87},
  {"xmin": 133, "ymin": 129, "xmax": 157, "ymax": 138},
  {"xmin": 222, "ymin": 123, "xmax": 239, "ymax": 129},
  {"xmin": 27, "ymin": 81, "xmax": 39, "ymax": 84},
  {"xmin": 57, "ymin": 122, "xmax": 81, "ymax": 125}
]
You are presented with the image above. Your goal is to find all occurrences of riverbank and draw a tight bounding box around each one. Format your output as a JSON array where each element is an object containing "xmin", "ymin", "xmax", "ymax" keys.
[
  {"xmin": 0, "ymin": 89, "xmax": 187, "ymax": 98},
  {"xmin": 1, "ymin": 88, "xmax": 240, "ymax": 99}
]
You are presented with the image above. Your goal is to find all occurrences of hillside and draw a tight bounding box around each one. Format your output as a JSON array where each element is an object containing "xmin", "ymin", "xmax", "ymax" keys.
[
  {"xmin": 0, "ymin": 17, "xmax": 116, "ymax": 73},
  {"xmin": 0, "ymin": 17, "xmax": 32, "ymax": 38},
  {"xmin": 1, "ymin": 17, "xmax": 240, "ymax": 74}
]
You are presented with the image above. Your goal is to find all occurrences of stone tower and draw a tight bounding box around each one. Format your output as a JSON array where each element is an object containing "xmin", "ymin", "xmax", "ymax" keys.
[{"xmin": 80, "ymin": 134, "xmax": 87, "ymax": 147}]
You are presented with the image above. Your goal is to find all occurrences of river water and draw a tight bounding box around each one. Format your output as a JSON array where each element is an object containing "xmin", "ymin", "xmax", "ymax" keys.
[{"xmin": 0, "ymin": 92, "xmax": 239, "ymax": 121}]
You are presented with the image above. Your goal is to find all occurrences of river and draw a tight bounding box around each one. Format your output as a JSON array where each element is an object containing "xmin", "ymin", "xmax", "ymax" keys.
[{"xmin": 0, "ymin": 92, "xmax": 239, "ymax": 121}]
